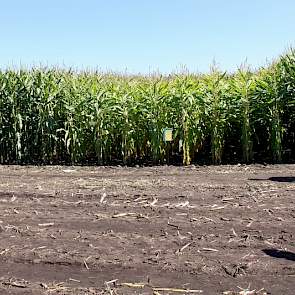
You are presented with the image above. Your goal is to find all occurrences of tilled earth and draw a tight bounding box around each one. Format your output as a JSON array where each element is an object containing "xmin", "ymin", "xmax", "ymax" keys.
[{"xmin": 0, "ymin": 165, "xmax": 294, "ymax": 295}]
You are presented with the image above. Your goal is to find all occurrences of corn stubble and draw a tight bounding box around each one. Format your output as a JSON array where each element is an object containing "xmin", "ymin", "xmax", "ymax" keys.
[{"xmin": 0, "ymin": 50, "xmax": 294, "ymax": 165}]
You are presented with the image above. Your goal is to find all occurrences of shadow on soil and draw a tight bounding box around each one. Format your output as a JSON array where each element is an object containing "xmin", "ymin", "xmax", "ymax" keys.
[
  {"xmin": 268, "ymin": 176, "xmax": 295, "ymax": 182},
  {"xmin": 249, "ymin": 176, "xmax": 295, "ymax": 183},
  {"xmin": 263, "ymin": 249, "xmax": 295, "ymax": 262}
]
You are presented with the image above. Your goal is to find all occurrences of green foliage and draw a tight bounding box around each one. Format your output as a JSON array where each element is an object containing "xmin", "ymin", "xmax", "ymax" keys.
[
  {"xmin": 0, "ymin": 50, "xmax": 294, "ymax": 165},
  {"xmin": 230, "ymin": 68, "xmax": 255, "ymax": 163}
]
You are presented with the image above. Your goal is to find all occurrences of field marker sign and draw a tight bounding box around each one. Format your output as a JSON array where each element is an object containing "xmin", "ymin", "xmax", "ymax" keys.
[{"xmin": 162, "ymin": 128, "xmax": 173, "ymax": 143}]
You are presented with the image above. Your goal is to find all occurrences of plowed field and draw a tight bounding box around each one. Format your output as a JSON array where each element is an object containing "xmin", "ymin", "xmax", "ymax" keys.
[{"xmin": 0, "ymin": 165, "xmax": 294, "ymax": 294}]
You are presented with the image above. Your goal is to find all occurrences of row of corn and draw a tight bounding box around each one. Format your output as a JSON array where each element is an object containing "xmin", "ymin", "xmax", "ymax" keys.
[{"xmin": 0, "ymin": 50, "xmax": 294, "ymax": 165}]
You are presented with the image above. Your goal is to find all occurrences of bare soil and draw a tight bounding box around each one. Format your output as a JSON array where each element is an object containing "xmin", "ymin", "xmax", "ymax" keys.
[{"xmin": 0, "ymin": 165, "xmax": 294, "ymax": 295}]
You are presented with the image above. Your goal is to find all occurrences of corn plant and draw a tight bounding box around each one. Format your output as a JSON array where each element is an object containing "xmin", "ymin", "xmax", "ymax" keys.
[
  {"xmin": 255, "ymin": 67, "xmax": 283, "ymax": 163},
  {"xmin": 231, "ymin": 68, "xmax": 255, "ymax": 163},
  {"xmin": 0, "ymin": 50, "xmax": 294, "ymax": 165},
  {"xmin": 203, "ymin": 69, "xmax": 229, "ymax": 164}
]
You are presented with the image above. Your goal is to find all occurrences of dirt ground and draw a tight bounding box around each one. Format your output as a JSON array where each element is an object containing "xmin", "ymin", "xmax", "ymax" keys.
[{"xmin": 0, "ymin": 165, "xmax": 294, "ymax": 295}]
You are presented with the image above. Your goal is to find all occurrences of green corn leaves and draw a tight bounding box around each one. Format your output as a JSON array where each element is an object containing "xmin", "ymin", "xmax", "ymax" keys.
[{"xmin": 0, "ymin": 50, "xmax": 294, "ymax": 165}]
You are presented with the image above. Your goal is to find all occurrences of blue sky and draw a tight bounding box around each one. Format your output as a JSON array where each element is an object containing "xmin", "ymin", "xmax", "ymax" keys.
[{"xmin": 1, "ymin": 0, "xmax": 294, "ymax": 74}]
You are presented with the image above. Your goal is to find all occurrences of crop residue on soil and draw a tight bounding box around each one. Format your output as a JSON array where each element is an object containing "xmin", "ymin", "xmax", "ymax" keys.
[{"xmin": 0, "ymin": 165, "xmax": 294, "ymax": 294}]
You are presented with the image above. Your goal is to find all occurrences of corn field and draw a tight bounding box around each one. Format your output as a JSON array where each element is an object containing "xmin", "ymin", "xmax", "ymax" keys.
[{"xmin": 0, "ymin": 50, "xmax": 294, "ymax": 165}]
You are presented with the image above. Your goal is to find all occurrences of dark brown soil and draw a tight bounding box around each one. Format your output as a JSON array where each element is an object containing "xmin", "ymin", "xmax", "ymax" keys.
[{"xmin": 0, "ymin": 165, "xmax": 294, "ymax": 294}]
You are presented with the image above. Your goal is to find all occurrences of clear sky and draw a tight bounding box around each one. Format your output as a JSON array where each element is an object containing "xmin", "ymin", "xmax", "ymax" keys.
[{"xmin": 1, "ymin": 0, "xmax": 294, "ymax": 74}]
